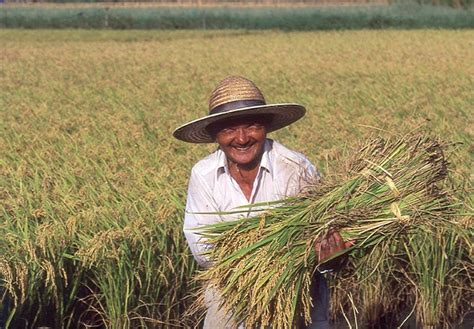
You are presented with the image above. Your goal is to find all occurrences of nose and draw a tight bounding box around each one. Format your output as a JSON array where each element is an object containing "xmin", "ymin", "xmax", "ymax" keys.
[{"xmin": 235, "ymin": 127, "xmax": 250, "ymax": 145}]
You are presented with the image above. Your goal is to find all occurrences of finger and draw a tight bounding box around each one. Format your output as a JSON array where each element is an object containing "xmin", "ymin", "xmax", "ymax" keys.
[
  {"xmin": 314, "ymin": 239, "xmax": 322, "ymax": 262},
  {"xmin": 344, "ymin": 239, "xmax": 356, "ymax": 248},
  {"xmin": 332, "ymin": 231, "xmax": 344, "ymax": 248},
  {"xmin": 329, "ymin": 231, "xmax": 345, "ymax": 254},
  {"xmin": 318, "ymin": 238, "xmax": 327, "ymax": 261},
  {"xmin": 327, "ymin": 233, "xmax": 338, "ymax": 256}
]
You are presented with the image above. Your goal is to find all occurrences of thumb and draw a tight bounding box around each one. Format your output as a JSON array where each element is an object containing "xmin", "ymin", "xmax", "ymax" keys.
[{"xmin": 344, "ymin": 239, "xmax": 355, "ymax": 248}]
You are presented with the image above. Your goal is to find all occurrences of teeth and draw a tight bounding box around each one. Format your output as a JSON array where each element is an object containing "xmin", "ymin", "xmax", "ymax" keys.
[{"xmin": 232, "ymin": 144, "xmax": 253, "ymax": 151}]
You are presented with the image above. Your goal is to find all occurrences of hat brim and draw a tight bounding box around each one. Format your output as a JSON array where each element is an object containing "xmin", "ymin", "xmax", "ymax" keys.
[{"xmin": 173, "ymin": 103, "xmax": 306, "ymax": 143}]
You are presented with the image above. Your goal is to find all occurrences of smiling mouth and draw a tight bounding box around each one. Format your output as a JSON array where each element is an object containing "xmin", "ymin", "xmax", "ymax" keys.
[{"xmin": 232, "ymin": 144, "xmax": 254, "ymax": 152}]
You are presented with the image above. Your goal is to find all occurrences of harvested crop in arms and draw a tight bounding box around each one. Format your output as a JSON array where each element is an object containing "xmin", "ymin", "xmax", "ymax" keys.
[{"xmin": 195, "ymin": 133, "xmax": 472, "ymax": 328}]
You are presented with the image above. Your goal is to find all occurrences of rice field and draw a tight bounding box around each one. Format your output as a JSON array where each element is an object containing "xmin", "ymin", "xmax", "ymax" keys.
[{"xmin": 0, "ymin": 29, "xmax": 473, "ymax": 327}]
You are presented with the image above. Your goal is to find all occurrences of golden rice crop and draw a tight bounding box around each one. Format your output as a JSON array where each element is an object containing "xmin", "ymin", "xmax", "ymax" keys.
[
  {"xmin": 0, "ymin": 29, "xmax": 472, "ymax": 327},
  {"xmin": 196, "ymin": 133, "xmax": 472, "ymax": 328}
]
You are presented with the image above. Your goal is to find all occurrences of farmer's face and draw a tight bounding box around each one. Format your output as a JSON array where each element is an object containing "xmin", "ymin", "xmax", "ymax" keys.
[{"xmin": 215, "ymin": 117, "xmax": 267, "ymax": 168}]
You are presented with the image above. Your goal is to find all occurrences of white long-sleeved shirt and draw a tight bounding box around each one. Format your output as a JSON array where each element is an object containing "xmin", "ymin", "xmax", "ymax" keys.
[{"xmin": 183, "ymin": 139, "xmax": 319, "ymax": 267}]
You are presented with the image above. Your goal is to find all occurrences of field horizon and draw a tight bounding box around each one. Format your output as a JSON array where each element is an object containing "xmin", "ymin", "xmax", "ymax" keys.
[{"xmin": 2, "ymin": 3, "xmax": 473, "ymax": 29}]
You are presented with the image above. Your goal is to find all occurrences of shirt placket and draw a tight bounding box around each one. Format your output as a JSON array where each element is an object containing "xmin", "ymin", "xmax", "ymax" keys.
[
  {"xmin": 246, "ymin": 167, "xmax": 265, "ymax": 217},
  {"xmin": 226, "ymin": 166, "xmax": 264, "ymax": 217}
]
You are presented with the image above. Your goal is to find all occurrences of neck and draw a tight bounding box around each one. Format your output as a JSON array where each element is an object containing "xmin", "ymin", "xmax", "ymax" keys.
[
  {"xmin": 232, "ymin": 157, "xmax": 260, "ymax": 172},
  {"xmin": 227, "ymin": 156, "xmax": 262, "ymax": 185}
]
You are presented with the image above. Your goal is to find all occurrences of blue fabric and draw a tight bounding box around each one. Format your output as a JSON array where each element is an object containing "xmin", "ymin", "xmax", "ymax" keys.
[{"xmin": 305, "ymin": 274, "xmax": 330, "ymax": 329}]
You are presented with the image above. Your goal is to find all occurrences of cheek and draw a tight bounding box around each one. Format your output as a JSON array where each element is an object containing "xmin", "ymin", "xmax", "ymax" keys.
[
  {"xmin": 216, "ymin": 135, "xmax": 232, "ymax": 147},
  {"xmin": 254, "ymin": 131, "xmax": 267, "ymax": 144}
]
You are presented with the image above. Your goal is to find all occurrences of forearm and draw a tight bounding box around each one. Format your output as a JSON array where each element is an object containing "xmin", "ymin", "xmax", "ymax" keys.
[{"xmin": 183, "ymin": 226, "xmax": 213, "ymax": 269}]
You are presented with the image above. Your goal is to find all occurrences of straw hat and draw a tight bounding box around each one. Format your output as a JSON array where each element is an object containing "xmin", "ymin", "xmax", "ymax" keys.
[{"xmin": 172, "ymin": 76, "xmax": 306, "ymax": 143}]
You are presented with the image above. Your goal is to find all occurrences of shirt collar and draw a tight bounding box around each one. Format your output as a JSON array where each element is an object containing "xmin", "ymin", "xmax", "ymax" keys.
[
  {"xmin": 260, "ymin": 139, "xmax": 273, "ymax": 176},
  {"xmin": 216, "ymin": 139, "xmax": 273, "ymax": 178}
]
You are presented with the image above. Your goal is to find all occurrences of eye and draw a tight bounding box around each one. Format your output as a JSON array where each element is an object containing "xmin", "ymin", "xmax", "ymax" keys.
[
  {"xmin": 219, "ymin": 127, "xmax": 235, "ymax": 135},
  {"xmin": 248, "ymin": 124, "xmax": 264, "ymax": 131}
]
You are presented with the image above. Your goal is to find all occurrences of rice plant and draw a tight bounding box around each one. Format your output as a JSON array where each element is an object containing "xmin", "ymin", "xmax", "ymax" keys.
[
  {"xmin": 196, "ymin": 133, "xmax": 472, "ymax": 328},
  {"xmin": 1, "ymin": 29, "xmax": 472, "ymax": 327}
]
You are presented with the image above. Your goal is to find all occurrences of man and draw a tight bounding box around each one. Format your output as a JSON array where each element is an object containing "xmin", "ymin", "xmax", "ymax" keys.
[{"xmin": 173, "ymin": 76, "xmax": 348, "ymax": 328}]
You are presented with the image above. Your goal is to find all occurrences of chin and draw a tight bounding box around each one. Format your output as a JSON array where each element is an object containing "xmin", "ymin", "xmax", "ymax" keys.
[
  {"xmin": 231, "ymin": 155, "xmax": 255, "ymax": 165},
  {"xmin": 229, "ymin": 150, "xmax": 261, "ymax": 166}
]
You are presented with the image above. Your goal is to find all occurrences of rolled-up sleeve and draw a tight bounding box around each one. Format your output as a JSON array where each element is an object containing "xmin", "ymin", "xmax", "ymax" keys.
[{"xmin": 183, "ymin": 168, "xmax": 221, "ymax": 268}]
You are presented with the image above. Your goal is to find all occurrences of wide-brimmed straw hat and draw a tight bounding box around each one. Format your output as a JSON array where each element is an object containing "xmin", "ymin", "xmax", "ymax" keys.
[{"xmin": 172, "ymin": 76, "xmax": 306, "ymax": 143}]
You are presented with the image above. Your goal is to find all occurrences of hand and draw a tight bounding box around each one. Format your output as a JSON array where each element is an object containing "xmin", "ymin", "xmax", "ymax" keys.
[{"xmin": 314, "ymin": 230, "xmax": 353, "ymax": 272}]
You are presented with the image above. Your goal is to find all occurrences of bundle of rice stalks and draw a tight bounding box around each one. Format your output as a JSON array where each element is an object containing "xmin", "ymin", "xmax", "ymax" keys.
[{"xmin": 196, "ymin": 133, "xmax": 472, "ymax": 328}]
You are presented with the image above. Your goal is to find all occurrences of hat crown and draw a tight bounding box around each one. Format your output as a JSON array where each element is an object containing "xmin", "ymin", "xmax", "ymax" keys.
[{"xmin": 209, "ymin": 76, "xmax": 266, "ymax": 113}]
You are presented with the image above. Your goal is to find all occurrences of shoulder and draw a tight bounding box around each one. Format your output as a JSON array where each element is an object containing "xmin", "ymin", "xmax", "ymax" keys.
[
  {"xmin": 269, "ymin": 139, "xmax": 320, "ymax": 189},
  {"xmin": 190, "ymin": 148, "xmax": 221, "ymax": 177},
  {"xmin": 270, "ymin": 139, "xmax": 315, "ymax": 172},
  {"xmin": 188, "ymin": 148, "xmax": 223, "ymax": 191},
  {"xmin": 269, "ymin": 140, "xmax": 320, "ymax": 196}
]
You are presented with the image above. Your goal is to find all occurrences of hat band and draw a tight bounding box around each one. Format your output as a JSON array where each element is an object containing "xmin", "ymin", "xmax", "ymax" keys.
[{"xmin": 210, "ymin": 99, "xmax": 266, "ymax": 115}]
